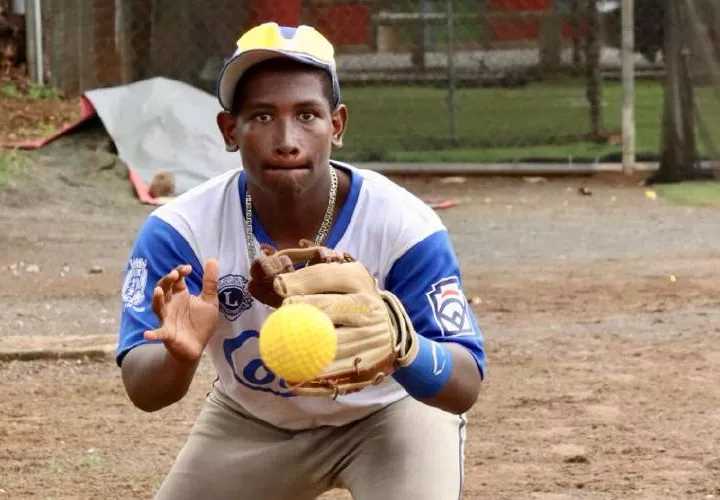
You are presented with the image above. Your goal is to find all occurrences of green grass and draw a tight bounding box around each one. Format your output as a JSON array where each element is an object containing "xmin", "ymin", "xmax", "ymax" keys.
[
  {"xmin": 654, "ymin": 181, "xmax": 720, "ymax": 207},
  {"xmin": 1, "ymin": 82, "xmax": 62, "ymax": 101},
  {"xmin": 332, "ymin": 80, "xmax": 720, "ymax": 163},
  {"xmin": 0, "ymin": 150, "xmax": 24, "ymax": 187},
  {"xmin": 1, "ymin": 83, "xmax": 22, "ymax": 99}
]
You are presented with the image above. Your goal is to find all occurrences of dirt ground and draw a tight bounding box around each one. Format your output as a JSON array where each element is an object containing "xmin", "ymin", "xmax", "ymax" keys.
[
  {"xmin": 0, "ymin": 72, "xmax": 82, "ymax": 145},
  {"xmin": 1, "ymin": 129, "xmax": 719, "ymax": 500}
]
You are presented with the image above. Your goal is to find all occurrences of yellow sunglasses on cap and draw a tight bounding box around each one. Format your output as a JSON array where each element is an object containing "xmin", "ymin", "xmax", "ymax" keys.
[{"xmin": 217, "ymin": 22, "xmax": 340, "ymax": 112}]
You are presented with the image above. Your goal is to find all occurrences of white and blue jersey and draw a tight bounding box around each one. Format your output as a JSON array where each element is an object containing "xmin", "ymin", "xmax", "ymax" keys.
[{"xmin": 117, "ymin": 161, "xmax": 486, "ymax": 430}]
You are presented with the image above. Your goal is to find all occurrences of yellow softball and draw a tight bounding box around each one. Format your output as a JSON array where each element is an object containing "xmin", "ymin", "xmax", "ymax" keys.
[{"xmin": 259, "ymin": 302, "xmax": 337, "ymax": 384}]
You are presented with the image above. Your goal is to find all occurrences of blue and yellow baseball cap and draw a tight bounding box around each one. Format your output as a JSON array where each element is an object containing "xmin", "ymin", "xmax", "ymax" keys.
[{"xmin": 217, "ymin": 22, "xmax": 341, "ymax": 112}]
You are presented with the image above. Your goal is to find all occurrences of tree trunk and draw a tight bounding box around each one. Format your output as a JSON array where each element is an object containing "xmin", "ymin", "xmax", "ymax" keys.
[
  {"xmin": 648, "ymin": 0, "xmax": 709, "ymax": 184},
  {"xmin": 700, "ymin": 0, "xmax": 720, "ymax": 61},
  {"xmin": 585, "ymin": 0, "xmax": 604, "ymax": 141}
]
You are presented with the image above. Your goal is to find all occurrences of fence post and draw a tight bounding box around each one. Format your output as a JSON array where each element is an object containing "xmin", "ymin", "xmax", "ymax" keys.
[
  {"xmin": 446, "ymin": 0, "xmax": 457, "ymax": 145},
  {"xmin": 585, "ymin": 0, "xmax": 603, "ymax": 141},
  {"xmin": 24, "ymin": 0, "xmax": 44, "ymax": 85},
  {"xmin": 540, "ymin": 0, "xmax": 562, "ymax": 75},
  {"xmin": 621, "ymin": 0, "xmax": 636, "ymax": 174}
]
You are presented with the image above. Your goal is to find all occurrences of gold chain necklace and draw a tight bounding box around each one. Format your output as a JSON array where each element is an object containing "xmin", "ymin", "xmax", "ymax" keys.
[{"xmin": 244, "ymin": 166, "xmax": 338, "ymax": 261}]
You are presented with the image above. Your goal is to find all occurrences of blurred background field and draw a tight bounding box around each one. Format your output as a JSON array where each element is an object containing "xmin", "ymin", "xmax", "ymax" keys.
[
  {"xmin": 2, "ymin": 0, "xmax": 719, "ymax": 177},
  {"xmin": 337, "ymin": 80, "xmax": 689, "ymax": 163},
  {"xmin": 0, "ymin": 0, "xmax": 687, "ymax": 165}
]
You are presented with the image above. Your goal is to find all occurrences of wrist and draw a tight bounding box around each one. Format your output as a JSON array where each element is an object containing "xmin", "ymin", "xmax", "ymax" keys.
[
  {"xmin": 164, "ymin": 343, "xmax": 203, "ymax": 370},
  {"xmin": 392, "ymin": 334, "xmax": 454, "ymax": 399}
]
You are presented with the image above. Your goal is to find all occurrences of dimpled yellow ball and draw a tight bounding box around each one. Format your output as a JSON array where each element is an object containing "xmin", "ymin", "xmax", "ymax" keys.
[{"xmin": 259, "ymin": 303, "xmax": 338, "ymax": 383}]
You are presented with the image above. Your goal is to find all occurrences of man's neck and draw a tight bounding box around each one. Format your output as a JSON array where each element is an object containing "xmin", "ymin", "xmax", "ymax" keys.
[{"xmin": 246, "ymin": 169, "xmax": 349, "ymax": 249}]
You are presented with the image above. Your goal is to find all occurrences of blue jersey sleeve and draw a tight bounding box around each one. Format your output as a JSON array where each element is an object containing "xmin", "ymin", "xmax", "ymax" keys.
[
  {"xmin": 116, "ymin": 215, "xmax": 204, "ymax": 366},
  {"xmin": 385, "ymin": 230, "xmax": 486, "ymax": 379}
]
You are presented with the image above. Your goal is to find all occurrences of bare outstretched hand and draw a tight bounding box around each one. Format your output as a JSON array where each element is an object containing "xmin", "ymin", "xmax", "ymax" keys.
[{"xmin": 143, "ymin": 259, "xmax": 220, "ymax": 363}]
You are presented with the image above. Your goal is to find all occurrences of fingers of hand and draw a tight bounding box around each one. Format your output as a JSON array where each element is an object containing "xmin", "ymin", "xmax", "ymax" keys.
[
  {"xmin": 261, "ymin": 254, "xmax": 295, "ymax": 276},
  {"xmin": 151, "ymin": 286, "xmax": 167, "ymax": 322},
  {"xmin": 274, "ymin": 254, "xmax": 295, "ymax": 274},
  {"xmin": 276, "ymin": 245, "xmax": 351, "ymax": 266},
  {"xmin": 260, "ymin": 243, "xmax": 278, "ymax": 256},
  {"xmin": 143, "ymin": 327, "xmax": 169, "ymax": 342},
  {"xmin": 298, "ymin": 239, "xmax": 314, "ymax": 248},
  {"xmin": 158, "ymin": 272, "xmax": 176, "ymax": 303},
  {"xmin": 156, "ymin": 265, "xmax": 191, "ymax": 301},
  {"xmin": 308, "ymin": 247, "xmax": 342, "ymax": 265},
  {"xmin": 172, "ymin": 275, "xmax": 188, "ymax": 294},
  {"xmin": 250, "ymin": 253, "xmax": 295, "ymax": 282},
  {"xmin": 274, "ymin": 262, "xmax": 376, "ymax": 297},
  {"xmin": 201, "ymin": 258, "xmax": 220, "ymax": 302}
]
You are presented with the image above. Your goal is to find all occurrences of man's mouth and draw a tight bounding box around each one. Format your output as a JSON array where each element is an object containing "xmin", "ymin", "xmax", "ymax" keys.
[{"xmin": 264, "ymin": 163, "xmax": 311, "ymax": 171}]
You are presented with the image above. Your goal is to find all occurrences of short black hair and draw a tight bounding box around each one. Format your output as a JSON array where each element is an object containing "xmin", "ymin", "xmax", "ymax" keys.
[{"xmin": 230, "ymin": 57, "xmax": 336, "ymax": 115}]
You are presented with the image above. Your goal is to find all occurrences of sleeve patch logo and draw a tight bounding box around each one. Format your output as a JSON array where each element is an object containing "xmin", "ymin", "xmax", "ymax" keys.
[
  {"xmin": 121, "ymin": 257, "xmax": 148, "ymax": 312},
  {"xmin": 426, "ymin": 276, "xmax": 473, "ymax": 336},
  {"xmin": 218, "ymin": 274, "xmax": 254, "ymax": 321}
]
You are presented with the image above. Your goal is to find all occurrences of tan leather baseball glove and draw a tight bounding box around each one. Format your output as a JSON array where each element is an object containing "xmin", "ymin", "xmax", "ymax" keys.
[{"xmin": 248, "ymin": 240, "xmax": 419, "ymax": 398}]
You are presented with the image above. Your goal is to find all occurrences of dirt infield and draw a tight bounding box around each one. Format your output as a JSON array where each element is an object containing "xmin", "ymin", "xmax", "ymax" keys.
[{"xmin": 1, "ymin": 136, "xmax": 719, "ymax": 499}]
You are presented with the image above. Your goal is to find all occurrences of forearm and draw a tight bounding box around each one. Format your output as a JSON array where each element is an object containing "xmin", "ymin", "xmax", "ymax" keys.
[
  {"xmin": 121, "ymin": 343, "xmax": 201, "ymax": 412},
  {"xmin": 393, "ymin": 338, "xmax": 483, "ymax": 414},
  {"xmin": 419, "ymin": 343, "xmax": 482, "ymax": 413}
]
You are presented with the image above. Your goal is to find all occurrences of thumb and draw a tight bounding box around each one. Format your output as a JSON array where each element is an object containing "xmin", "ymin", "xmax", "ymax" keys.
[
  {"xmin": 144, "ymin": 326, "xmax": 172, "ymax": 342},
  {"xmin": 201, "ymin": 259, "xmax": 220, "ymax": 303}
]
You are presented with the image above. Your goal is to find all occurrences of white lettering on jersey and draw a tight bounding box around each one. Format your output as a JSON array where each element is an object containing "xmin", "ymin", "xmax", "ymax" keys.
[{"xmin": 122, "ymin": 258, "xmax": 148, "ymax": 312}]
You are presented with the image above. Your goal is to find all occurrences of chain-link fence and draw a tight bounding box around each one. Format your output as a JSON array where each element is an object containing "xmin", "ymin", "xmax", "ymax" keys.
[{"xmin": 10, "ymin": 0, "xmax": 703, "ymax": 164}]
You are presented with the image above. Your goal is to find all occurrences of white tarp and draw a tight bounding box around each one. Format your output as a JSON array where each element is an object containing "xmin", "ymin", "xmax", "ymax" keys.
[{"xmin": 84, "ymin": 77, "xmax": 241, "ymax": 197}]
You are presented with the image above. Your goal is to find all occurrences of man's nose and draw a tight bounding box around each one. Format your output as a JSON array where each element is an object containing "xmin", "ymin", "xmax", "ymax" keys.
[{"xmin": 274, "ymin": 119, "xmax": 300, "ymax": 157}]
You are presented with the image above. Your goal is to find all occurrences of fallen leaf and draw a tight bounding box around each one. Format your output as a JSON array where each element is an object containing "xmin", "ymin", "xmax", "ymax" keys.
[
  {"xmin": 439, "ymin": 176, "xmax": 466, "ymax": 185},
  {"xmin": 89, "ymin": 265, "xmax": 104, "ymax": 274}
]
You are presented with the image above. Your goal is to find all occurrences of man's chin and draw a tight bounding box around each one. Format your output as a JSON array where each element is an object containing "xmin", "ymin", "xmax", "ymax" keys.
[{"xmin": 262, "ymin": 168, "xmax": 313, "ymax": 197}]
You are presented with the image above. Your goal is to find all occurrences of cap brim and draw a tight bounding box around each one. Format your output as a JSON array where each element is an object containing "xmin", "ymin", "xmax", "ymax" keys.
[{"xmin": 217, "ymin": 49, "xmax": 332, "ymax": 111}]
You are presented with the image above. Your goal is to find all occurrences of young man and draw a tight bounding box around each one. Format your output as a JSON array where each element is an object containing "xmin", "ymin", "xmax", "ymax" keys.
[{"xmin": 117, "ymin": 22, "xmax": 486, "ymax": 500}]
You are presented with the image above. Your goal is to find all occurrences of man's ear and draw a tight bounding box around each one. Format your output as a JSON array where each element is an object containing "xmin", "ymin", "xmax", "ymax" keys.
[
  {"xmin": 331, "ymin": 104, "xmax": 348, "ymax": 148},
  {"xmin": 217, "ymin": 111, "xmax": 239, "ymax": 152}
]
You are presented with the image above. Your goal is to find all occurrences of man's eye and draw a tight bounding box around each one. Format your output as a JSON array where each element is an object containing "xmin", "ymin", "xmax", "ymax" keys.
[
  {"xmin": 254, "ymin": 114, "xmax": 271, "ymax": 122},
  {"xmin": 299, "ymin": 112, "xmax": 316, "ymax": 122}
]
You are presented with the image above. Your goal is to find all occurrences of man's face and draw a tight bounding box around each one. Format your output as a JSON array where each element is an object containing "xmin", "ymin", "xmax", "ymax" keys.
[{"xmin": 218, "ymin": 65, "xmax": 347, "ymax": 197}]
